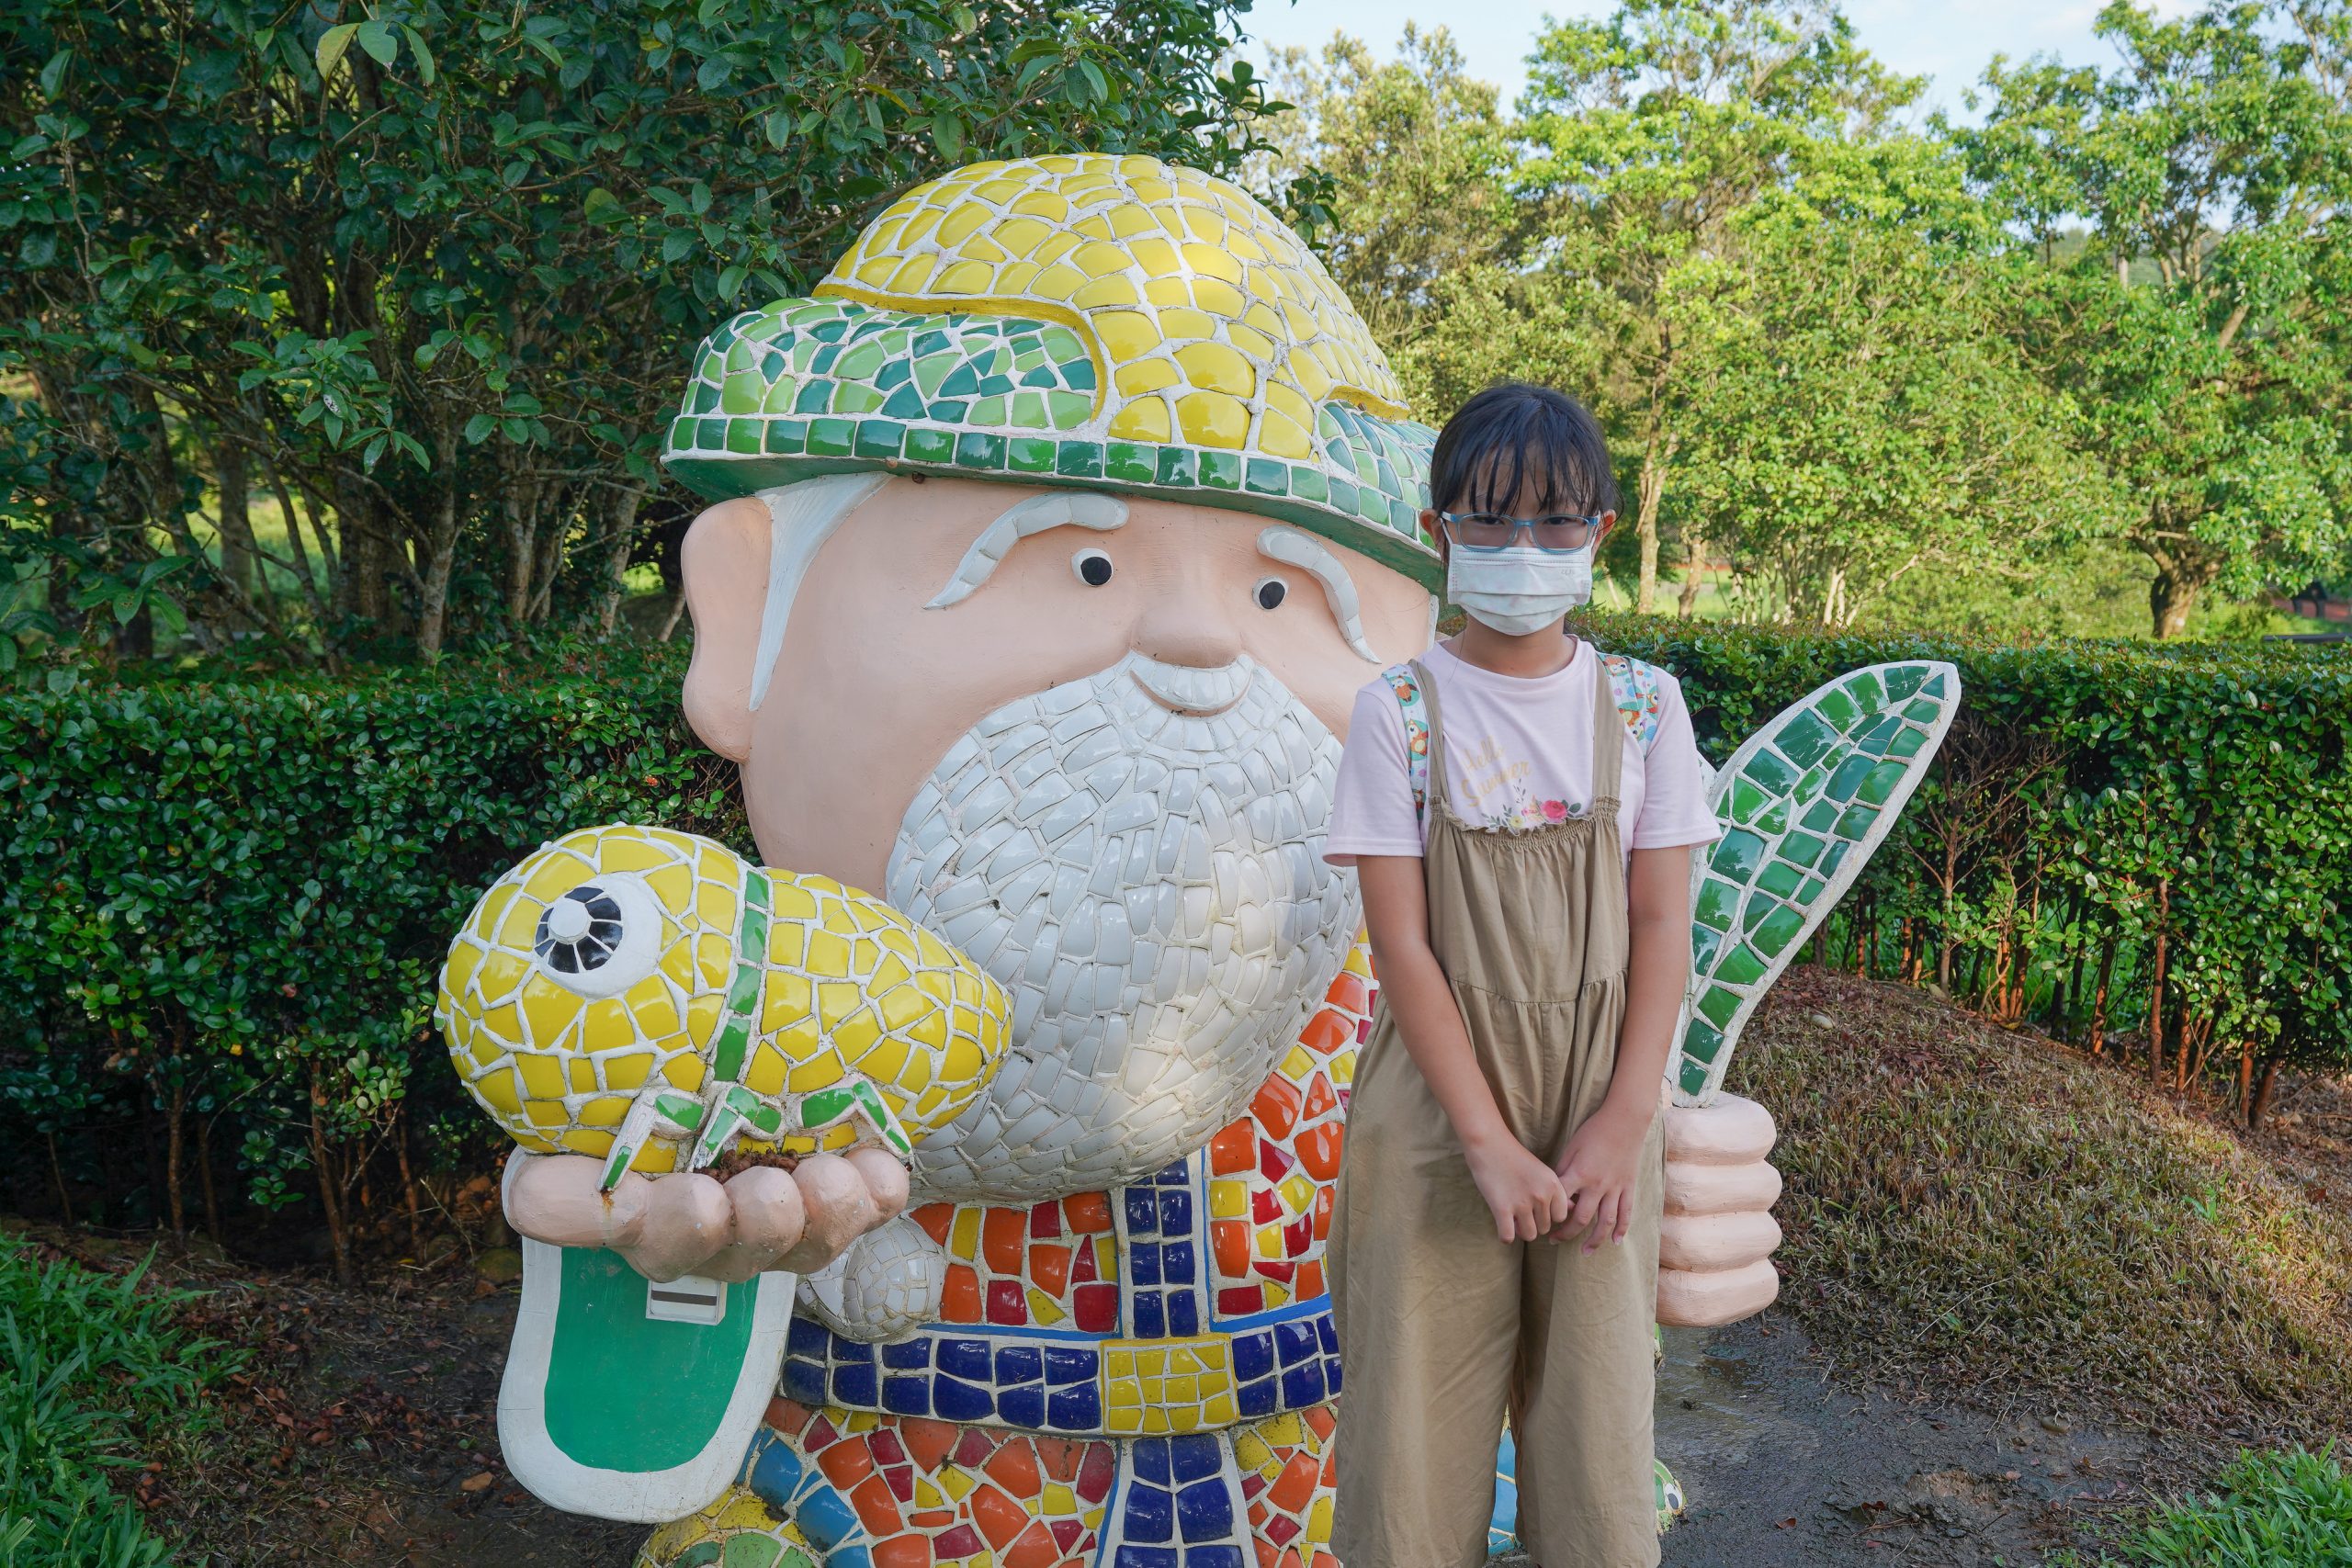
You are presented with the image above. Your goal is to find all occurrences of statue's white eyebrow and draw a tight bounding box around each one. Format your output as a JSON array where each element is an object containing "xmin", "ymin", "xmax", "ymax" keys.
[
  {"xmin": 924, "ymin": 492, "xmax": 1130, "ymax": 608},
  {"xmin": 1258, "ymin": 525, "xmax": 1381, "ymax": 663}
]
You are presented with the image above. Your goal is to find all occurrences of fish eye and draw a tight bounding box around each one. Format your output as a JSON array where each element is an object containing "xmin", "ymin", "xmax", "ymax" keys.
[
  {"xmin": 533, "ymin": 875, "xmax": 662, "ymax": 998},
  {"xmin": 1072, "ymin": 547, "xmax": 1114, "ymax": 587},
  {"xmin": 1253, "ymin": 577, "xmax": 1287, "ymax": 610}
]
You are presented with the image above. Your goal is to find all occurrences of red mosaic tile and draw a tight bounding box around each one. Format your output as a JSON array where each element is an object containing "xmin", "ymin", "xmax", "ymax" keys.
[
  {"xmin": 1029, "ymin": 1200, "xmax": 1062, "ymax": 1238},
  {"xmin": 1073, "ymin": 1282, "xmax": 1118, "ymax": 1332},
  {"xmin": 1251, "ymin": 1076, "xmax": 1301, "ymax": 1139}
]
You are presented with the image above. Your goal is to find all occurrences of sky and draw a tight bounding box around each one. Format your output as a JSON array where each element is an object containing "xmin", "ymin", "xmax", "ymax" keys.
[{"xmin": 1236, "ymin": 0, "xmax": 2200, "ymax": 122}]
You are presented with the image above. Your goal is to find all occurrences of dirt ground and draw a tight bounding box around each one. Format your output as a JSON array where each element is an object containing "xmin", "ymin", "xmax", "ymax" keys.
[{"xmin": 115, "ymin": 1242, "xmax": 2153, "ymax": 1568}]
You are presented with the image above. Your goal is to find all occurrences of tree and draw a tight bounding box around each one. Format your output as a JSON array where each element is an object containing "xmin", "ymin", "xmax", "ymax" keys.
[
  {"xmin": 1244, "ymin": 27, "xmax": 1519, "ymax": 344},
  {"xmin": 1962, "ymin": 0, "xmax": 2352, "ymax": 637},
  {"xmin": 1, "ymin": 0, "xmax": 1277, "ymax": 664}
]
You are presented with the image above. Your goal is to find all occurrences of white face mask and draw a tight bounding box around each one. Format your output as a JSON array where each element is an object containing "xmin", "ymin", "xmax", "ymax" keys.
[{"xmin": 1447, "ymin": 543, "xmax": 1594, "ymax": 636}]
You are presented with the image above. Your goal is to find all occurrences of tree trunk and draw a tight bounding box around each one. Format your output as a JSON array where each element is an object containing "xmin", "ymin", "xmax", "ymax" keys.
[
  {"xmin": 2247, "ymin": 1055, "xmax": 2281, "ymax": 1129},
  {"xmin": 394, "ymin": 1105, "xmax": 426, "ymax": 1255},
  {"xmin": 308, "ymin": 1061, "xmax": 352, "ymax": 1285},
  {"xmin": 414, "ymin": 429, "xmax": 464, "ymax": 660},
  {"xmin": 594, "ymin": 482, "xmax": 647, "ymax": 637},
  {"xmin": 503, "ymin": 475, "xmax": 542, "ymax": 625},
  {"xmin": 47, "ymin": 1132, "xmax": 73, "ymax": 1226},
  {"xmin": 1677, "ymin": 525, "xmax": 1705, "ymax": 619},
  {"xmin": 164, "ymin": 1077, "xmax": 187, "ymax": 1244},
  {"xmin": 197, "ymin": 1114, "xmax": 221, "ymax": 1244},
  {"xmin": 214, "ymin": 441, "xmax": 258, "ymax": 602},
  {"xmin": 1634, "ymin": 439, "xmax": 1666, "ymax": 615},
  {"xmin": 2088, "ymin": 942, "xmax": 2115, "ymax": 1057}
]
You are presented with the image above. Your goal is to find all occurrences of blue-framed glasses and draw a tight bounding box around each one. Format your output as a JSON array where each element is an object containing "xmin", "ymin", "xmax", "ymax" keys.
[{"xmin": 1438, "ymin": 511, "xmax": 1607, "ymax": 554}]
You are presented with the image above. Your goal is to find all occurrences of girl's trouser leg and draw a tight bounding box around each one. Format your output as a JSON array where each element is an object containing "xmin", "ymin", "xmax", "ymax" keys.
[
  {"xmin": 1511, "ymin": 1110, "xmax": 1666, "ymax": 1568},
  {"xmin": 1329, "ymin": 1125, "xmax": 1520, "ymax": 1568}
]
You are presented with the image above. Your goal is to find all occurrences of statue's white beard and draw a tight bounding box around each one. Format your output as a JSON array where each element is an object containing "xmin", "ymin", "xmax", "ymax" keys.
[{"xmin": 885, "ymin": 652, "xmax": 1359, "ymax": 1202}]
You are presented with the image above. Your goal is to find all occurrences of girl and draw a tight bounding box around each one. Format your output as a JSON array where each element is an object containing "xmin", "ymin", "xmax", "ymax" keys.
[{"xmin": 1324, "ymin": 382, "xmax": 1720, "ymax": 1567}]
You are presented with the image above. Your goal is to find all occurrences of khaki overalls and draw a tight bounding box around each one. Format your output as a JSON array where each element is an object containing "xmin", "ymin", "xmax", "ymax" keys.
[{"xmin": 1329, "ymin": 647, "xmax": 1665, "ymax": 1568}]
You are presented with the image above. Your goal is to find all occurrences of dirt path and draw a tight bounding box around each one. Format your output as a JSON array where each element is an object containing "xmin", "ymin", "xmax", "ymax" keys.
[{"xmin": 1649, "ymin": 1311, "xmax": 2149, "ymax": 1567}]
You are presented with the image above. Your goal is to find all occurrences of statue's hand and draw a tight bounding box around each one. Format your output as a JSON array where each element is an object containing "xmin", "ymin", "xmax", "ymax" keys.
[
  {"xmin": 1656, "ymin": 1093, "xmax": 1782, "ymax": 1327},
  {"xmin": 502, "ymin": 1147, "xmax": 911, "ymax": 1286}
]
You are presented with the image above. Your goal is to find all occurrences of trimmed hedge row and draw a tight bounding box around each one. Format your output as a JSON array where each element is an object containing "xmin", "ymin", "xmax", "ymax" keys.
[{"xmin": 4, "ymin": 626, "xmax": 2346, "ymax": 1257}]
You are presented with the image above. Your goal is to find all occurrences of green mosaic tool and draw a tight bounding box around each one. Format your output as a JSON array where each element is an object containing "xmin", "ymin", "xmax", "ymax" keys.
[{"xmin": 498, "ymin": 1238, "xmax": 795, "ymax": 1523}]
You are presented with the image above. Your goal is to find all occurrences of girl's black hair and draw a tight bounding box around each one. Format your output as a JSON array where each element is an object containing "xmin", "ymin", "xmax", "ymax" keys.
[{"xmin": 1427, "ymin": 381, "xmax": 1619, "ymax": 518}]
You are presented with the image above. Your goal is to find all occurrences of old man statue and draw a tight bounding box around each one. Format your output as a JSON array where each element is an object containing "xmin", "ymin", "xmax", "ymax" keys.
[{"xmin": 492, "ymin": 154, "xmax": 1799, "ymax": 1568}]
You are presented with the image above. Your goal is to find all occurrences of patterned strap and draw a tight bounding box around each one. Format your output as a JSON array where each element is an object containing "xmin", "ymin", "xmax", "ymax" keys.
[{"xmin": 1385, "ymin": 651, "xmax": 1665, "ymax": 828}]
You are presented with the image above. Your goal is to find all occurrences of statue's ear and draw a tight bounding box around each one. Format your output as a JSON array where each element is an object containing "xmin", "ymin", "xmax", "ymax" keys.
[{"xmin": 680, "ymin": 495, "xmax": 774, "ymax": 762}]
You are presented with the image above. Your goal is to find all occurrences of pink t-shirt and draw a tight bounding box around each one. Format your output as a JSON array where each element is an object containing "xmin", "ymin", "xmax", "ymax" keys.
[{"xmin": 1323, "ymin": 639, "xmax": 1722, "ymax": 866}]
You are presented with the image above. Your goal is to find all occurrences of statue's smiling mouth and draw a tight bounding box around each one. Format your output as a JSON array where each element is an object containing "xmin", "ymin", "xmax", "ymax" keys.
[{"xmin": 1128, "ymin": 653, "xmax": 1254, "ymax": 716}]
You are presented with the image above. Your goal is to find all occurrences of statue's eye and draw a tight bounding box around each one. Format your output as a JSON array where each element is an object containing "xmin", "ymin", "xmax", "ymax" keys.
[
  {"xmin": 1253, "ymin": 577, "xmax": 1287, "ymax": 610},
  {"xmin": 537, "ymin": 886, "xmax": 627, "ymax": 973},
  {"xmin": 532, "ymin": 875, "xmax": 662, "ymax": 998},
  {"xmin": 1072, "ymin": 547, "xmax": 1114, "ymax": 587}
]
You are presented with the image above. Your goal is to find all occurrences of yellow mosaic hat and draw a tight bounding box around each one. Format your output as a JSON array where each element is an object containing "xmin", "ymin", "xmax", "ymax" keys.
[{"xmin": 662, "ymin": 154, "xmax": 1442, "ymax": 590}]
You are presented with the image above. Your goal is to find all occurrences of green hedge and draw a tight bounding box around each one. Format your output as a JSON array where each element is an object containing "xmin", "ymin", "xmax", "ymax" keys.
[{"xmin": 5, "ymin": 626, "xmax": 2346, "ymax": 1258}]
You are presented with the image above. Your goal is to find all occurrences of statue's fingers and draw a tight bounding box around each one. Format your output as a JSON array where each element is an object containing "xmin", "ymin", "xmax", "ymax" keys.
[
  {"xmin": 842, "ymin": 1145, "xmax": 910, "ymax": 1222},
  {"xmin": 619, "ymin": 1171, "xmax": 732, "ymax": 1281},
  {"xmin": 779, "ymin": 1154, "xmax": 880, "ymax": 1273},
  {"xmin": 504, "ymin": 1153, "xmax": 626, "ymax": 1249},
  {"xmin": 717, "ymin": 1166, "xmax": 808, "ymax": 1276}
]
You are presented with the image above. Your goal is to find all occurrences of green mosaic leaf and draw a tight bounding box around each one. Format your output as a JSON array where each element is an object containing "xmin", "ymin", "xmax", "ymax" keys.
[
  {"xmin": 1843, "ymin": 671, "xmax": 1884, "ymax": 710},
  {"xmin": 1889, "ymin": 728, "xmax": 1927, "ymax": 759},
  {"xmin": 1007, "ymin": 436, "xmax": 1055, "ymax": 473},
  {"xmin": 905, "ymin": 428, "xmax": 954, "ymax": 465},
  {"xmin": 1715, "ymin": 943, "xmax": 1767, "ymax": 986},
  {"xmin": 1710, "ymin": 829, "xmax": 1766, "ymax": 880},
  {"xmin": 1682, "ymin": 1018, "xmax": 1725, "ymax": 1064},
  {"xmin": 1815, "ymin": 681, "xmax": 1860, "ymax": 729},
  {"xmin": 1694, "ymin": 875, "xmax": 1739, "ymax": 931},
  {"xmin": 1728, "ymin": 776, "xmax": 1766, "ymax": 824},
  {"xmin": 1055, "ymin": 441, "xmax": 1102, "ymax": 479},
  {"xmin": 806, "ymin": 418, "xmax": 854, "ymax": 457},
  {"xmin": 1758, "ymin": 860, "xmax": 1803, "ymax": 898},
  {"xmin": 1775, "ymin": 710, "xmax": 1838, "ymax": 768},
  {"xmin": 956, "ymin": 431, "xmax": 1005, "ymax": 469},
  {"xmin": 1857, "ymin": 760, "xmax": 1909, "ymax": 807},
  {"xmin": 1837, "ymin": 803, "xmax": 1879, "ymax": 839},
  {"xmin": 1697, "ymin": 987, "xmax": 1740, "ymax": 1029},
  {"xmin": 1802, "ymin": 798, "xmax": 1840, "ymax": 832},
  {"xmin": 853, "ymin": 420, "xmax": 903, "ymax": 459},
  {"xmin": 1679, "ymin": 1059, "xmax": 1711, "ymax": 1098},
  {"xmin": 1825, "ymin": 754, "xmax": 1873, "ymax": 802},
  {"xmin": 1749, "ymin": 903, "xmax": 1806, "ymax": 958},
  {"xmin": 1200, "ymin": 451, "xmax": 1241, "ymax": 491},
  {"xmin": 1106, "ymin": 442, "xmax": 1154, "ymax": 482},
  {"xmin": 1246, "ymin": 457, "xmax": 1288, "ymax": 495},
  {"xmin": 1883, "ymin": 665, "xmax": 1925, "ymax": 700},
  {"xmin": 1781, "ymin": 831, "xmax": 1825, "ymax": 868}
]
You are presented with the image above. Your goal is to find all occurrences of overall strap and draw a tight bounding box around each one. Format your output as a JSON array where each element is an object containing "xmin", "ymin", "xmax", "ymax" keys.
[
  {"xmin": 1383, "ymin": 661, "xmax": 1439, "ymax": 825},
  {"xmin": 1587, "ymin": 640, "xmax": 1626, "ymax": 809}
]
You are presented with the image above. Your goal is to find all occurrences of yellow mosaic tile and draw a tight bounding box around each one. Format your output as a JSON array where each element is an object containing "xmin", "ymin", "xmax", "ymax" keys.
[{"xmin": 1098, "ymin": 1335, "xmax": 1240, "ymax": 1436}]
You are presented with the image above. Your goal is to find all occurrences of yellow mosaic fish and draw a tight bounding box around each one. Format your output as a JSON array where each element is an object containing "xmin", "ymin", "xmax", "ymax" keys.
[{"xmin": 435, "ymin": 825, "xmax": 1009, "ymax": 1188}]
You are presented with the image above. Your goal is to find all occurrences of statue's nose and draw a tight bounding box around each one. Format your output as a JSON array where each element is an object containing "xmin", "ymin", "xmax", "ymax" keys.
[{"xmin": 1131, "ymin": 570, "xmax": 1245, "ymax": 682}]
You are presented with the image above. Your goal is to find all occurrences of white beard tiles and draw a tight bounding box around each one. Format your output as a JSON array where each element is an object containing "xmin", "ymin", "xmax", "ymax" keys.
[{"xmin": 885, "ymin": 651, "xmax": 1360, "ymax": 1202}]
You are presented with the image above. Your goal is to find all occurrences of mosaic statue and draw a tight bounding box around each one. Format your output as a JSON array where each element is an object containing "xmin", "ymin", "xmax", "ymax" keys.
[{"xmin": 435, "ymin": 153, "xmax": 1958, "ymax": 1568}]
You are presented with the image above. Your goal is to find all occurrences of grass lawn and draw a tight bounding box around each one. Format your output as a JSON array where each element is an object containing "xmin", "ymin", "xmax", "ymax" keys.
[
  {"xmin": 0, "ymin": 1239, "xmax": 241, "ymax": 1567},
  {"xmin": 2061, "ymin": 1447, "xmax": 2352, "ymax": 1567}
]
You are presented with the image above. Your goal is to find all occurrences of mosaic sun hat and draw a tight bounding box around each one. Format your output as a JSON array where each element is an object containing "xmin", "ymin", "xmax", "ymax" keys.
[{"xmin": 662, "ymin": 153, "xmax": 1442, "ymax": 591}]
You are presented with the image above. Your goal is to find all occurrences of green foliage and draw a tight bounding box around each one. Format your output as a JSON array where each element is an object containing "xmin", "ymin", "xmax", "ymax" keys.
[
  {"xmin": 0, "ymin": 1243, "xmax": 240, "ymax": 1567},
  {"xmin": 0, "ymin": 642, "xmax": 738, "ymax": 1259},
  {"xmin": 1581, "ymin": 613, "xmax": 2352, "ymax": 1078},
  {"xmin": 0, "ymin": 0, "xmax": 1277, "ymax": 662},
  {"xmin": 2077, "ymin": 1448, "xmax": 2352, "ymax": 1566},
  {"xmin": 6, "ymin": 624, "xmax": 2345, "ymax": 1249}
]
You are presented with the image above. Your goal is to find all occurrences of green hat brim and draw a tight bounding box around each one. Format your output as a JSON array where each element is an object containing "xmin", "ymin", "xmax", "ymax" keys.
[{"xmin": 661, "ymin": 296, "xmax": 1443, "ymax": 593}]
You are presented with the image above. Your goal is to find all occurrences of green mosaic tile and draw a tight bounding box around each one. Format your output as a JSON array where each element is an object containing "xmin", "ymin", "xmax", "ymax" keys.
[
  {"xmin": 1156, "ymin": 446, "xmax": 1196, "ymax": 487},
  {"xmin": 697, "ymin": 417, "xmax": 729, "ymax": 449},
  {"xmin": 968, "ymin": 394, "xmax": 1008, "ymax": 425},
  {"xmin": 764, "ymin": 420, "xmax": 807, "ymax": 455},
  {"xmin": 792, "ymin": 381, "xmax": 831, "ymax": 415},
  {"xmin": 1857, "ymin": 759, "xmax": 1908, "ymax": 807},
  {"xmin": 1843, "ymin": 671, "xmax": 1884, "ymax": 710},
  {"xmin": 1694, "ymin": 875, "xmax": 1739, "ymax": 931},
  {"xmin": 1729, "ymin": 776, "xmax": 1766, "ymax": 824},
  {"xmin": 904, "ymin": 427, "xmax": 954, "ymax": 464},
  {"xmin": 807, "ymin": 417, "xmax": 854, "ymax": 457},
  {"xmin": 1679, "ymin": 1058, "xmax": 1712, "ymax": 1098},
  {"xmin": 1741, "ymin": 893, "xmax": 1779, "ymax": 933},
  {"xmin": 1780, "ymin": 831, "xmax": 1825, "ymax": 868},
  {"xmin": 1710, "ymin": 830, "xmax": 1766, "ymax": 881},
  {"xmin": 1884, "ymin": 665, "xmax": 1925, "ymax": 700},
  {"xmin": 956, "ymin": 431, "xmax": 1005, "ymax": 469},
  {"xmin": 1692, "ymin": 923, "xmax": 1724, "ymax": 970},
  {"xmin": 854, "ymin": 420, "xmax": 903, "ymax": 459},
  {"xmin": 1890, "ymin": 728, "xmax": 1927, "ymax": 759},
  {"xmin": 1715, "ymin": 942, "xmax": 1767, "ymax": 986},
  {"xmin": 1820, "ymin": 840, "xmax": 1851, "ymax": 877},
  {"xmin": 836, "ymin": 383, "xmax": 888, "ymax": 415},
  {"xmin": 1825, "ymin": 754, "xmax": 1873, "ymax": 802},
  {"xmin": 1055, "ymin": 441, "xmax": 1102, "ymax": 479},
  {"xmin": 1697, "ymin": 986, "xmax": 1740, "ymax": 1030},
  {"xmin": 1855, "ymin": 714, "xmax": 1901, "ymax": 756},
  {"xmin": 1798, "ymin": 876, "xmax": 1826, "ymax": 901},
  {"xmin": 725, "ymin": 418, "xmax": 763, "ymax": 455},
  {"xmin": 1683, "ymin": 1018, "xmax": 1726, "ymax": 1063},
  {"xmin": 1750, "ymin": 903, "xmax": 1806, "ymax": 958},
  {"xmin": 834, "ymin": 341, "xmax": 887, "ymax": 379},
  {"xmin": 1793, "ymin": 764, "xmax": 1826, "ymax": 802},
  {"xmin": 762, "ymin": 379, "xmax": 800, "ymax": 415},
  {"xmin": 1758, "ymin": 860, "xmax": 1804, "ymax": 898},
  {"xmin": 1012, "ymin": 390, "xmax": 1048, "ymax": 427},
  {"xmin": 1200, "ymin": 451, "xmax": 1242, "ymax": 491},
  {"xmin": 721, "ymin": 374, "xmax": 762, "ymax": 414},
  {"xmin": 880, "ymin": 384, "xmax": 926, "ymax": 420},
  {"xmin": 1837, "ymin": 803, "xmax": 1879, "ymax": 839},
  {"xmin": 1291, "ymin": 466, "xmax": 1328, "ymax": 502},
  {"xmin": 1329, "ymin": 478, "xmax": 1358, "ymax": 515},
  {"xmin": 667, "ymin": 417, "xmax": 696, "ymax": 449},
  {"xmin": 1246, "ymin": 457, "xmax": 1288, "ymax": 495},
  {"xmin": 1007, "ymin": 436, "xmax": 1056, "ymax": 473},
  {"xmin": 1802, "ymin": 799, "xmax": 1840, "ymax": 833},
  {"xmin": 1106, "ymin": 442, "xmax": 1155, "ymax": 483},
  {"xmin": 1755, "ymin": 798, "xmax": 1790, "ymax": 837},
  {"xmin": 1921, "ymin": 671, "xmax": 1947, "ymax": 697},
  {"xmin": 1776, "ymin": 710, "xmax": 1838, "ymax": 768},
  {"xmin": 1903, "ymin": 697, "xmax": 1941, "ymax": 723},
  {"xmin": 1047, "ymin": 391, "xmax": 1092, "ymax": 430}
]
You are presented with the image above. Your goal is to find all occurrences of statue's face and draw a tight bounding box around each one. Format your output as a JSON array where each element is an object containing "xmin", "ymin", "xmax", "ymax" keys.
[{"xmin": 682, "ymin": 476, "xmax": 1433, "ymax": 1201}]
